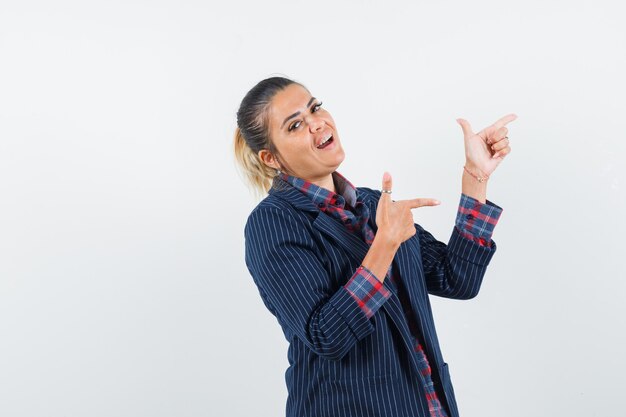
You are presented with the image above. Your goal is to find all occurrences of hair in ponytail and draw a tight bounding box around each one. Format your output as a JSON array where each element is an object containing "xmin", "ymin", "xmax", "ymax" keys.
[
  {"xmin": 233, "ymin": 76, "xmax": 306, "ymax": 199},
  {"xmin": 233, "ymin": 125, "xmax": 278, "ymax": 199}
]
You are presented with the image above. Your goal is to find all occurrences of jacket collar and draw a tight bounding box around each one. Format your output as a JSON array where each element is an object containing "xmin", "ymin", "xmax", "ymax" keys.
[
  {"xmin": 268, "ymin": 172, "xmax": 362, "ymax": 212},
  {"xmin": 275, "ymin": 170, "xmax": 358, "ymax": 211},
  {"xmin": 267, "ymin": 173, "xmax": 377, "ymax": 263},
  {"xmin": 267, "ymin": 176, "xmax": 321, "ymax": 213}
]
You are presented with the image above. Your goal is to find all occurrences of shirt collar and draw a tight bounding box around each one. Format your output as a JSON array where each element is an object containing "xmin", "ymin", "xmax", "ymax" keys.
[{"xmin": 277, "ymin": 170, "xmax": 358, "ymax": 210}]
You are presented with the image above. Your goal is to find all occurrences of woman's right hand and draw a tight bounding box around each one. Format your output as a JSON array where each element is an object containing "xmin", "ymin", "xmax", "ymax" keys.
[{"xmin": 375, "ymin": 172, "xmax": 441, "ymax": 248}]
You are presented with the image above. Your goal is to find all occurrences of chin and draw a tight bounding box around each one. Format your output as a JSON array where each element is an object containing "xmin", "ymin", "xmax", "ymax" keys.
[
  {"xmin": 331, "ymin": 157, "xmax": 345, "ymax": 172},
  {"xmin": 335, "ymin": 147, "xmax": 346, "ymax": 165}
]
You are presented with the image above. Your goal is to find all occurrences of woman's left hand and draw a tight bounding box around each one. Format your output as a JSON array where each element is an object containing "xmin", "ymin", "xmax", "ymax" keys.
[{"xmin": 456, "ymin": 113, "xmax": 517, "ymax": 177}]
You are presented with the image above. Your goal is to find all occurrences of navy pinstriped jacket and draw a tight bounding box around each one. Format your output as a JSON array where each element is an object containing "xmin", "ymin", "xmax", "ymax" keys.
[{"xmin": 244, "ymin": 175, "xmax": 499, "ymax": 417}]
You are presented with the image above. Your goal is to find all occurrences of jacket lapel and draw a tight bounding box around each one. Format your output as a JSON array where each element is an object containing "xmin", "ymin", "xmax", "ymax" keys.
[
  {"xmin": 268, "ymin": 179, "xmax": 372, "ymax": 264},
  {"xmin": 312, "ymin": 213, "xmax": 371, "ymax": 261}
]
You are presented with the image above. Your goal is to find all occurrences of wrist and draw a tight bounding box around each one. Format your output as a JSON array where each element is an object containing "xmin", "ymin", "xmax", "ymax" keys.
[
  {"xmin": 362, "ymin": 231, "xmax": 399, "ymax": 283},
  {"xmin": 373, "ymin": 228, "xmax": 401, "ymax": 252},
  {"xmin": 462, "ymin": 167, "xmax": 487, "ymax": 203},
  {"xmin": 463, "ymin": 162, "xmax": 489, "ymax": 182}
]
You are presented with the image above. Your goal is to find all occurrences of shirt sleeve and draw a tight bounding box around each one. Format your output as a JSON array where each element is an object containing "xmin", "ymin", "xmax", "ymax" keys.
[
  {"xmin": 344, "ymin": 265, "xmax": 392, "ymax": 319},
  {"xmin": 454, "ymin": 193, "xmax": 503, "ymax": 247}
]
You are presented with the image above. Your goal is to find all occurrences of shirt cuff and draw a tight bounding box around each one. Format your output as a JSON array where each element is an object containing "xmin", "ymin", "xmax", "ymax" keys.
[
  {"xmin": 455, "ymin": 193, "xmax": 503, "ymax": 247},
  {"xmin": 344, "ymin": 265, "xmax": 391, "ymax": 319}
]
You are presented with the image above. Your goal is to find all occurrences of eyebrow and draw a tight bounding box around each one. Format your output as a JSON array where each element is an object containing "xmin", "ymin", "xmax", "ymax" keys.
[{"xmin": 281, "ymin": 97, "xmax": 317, "ymax": 129}]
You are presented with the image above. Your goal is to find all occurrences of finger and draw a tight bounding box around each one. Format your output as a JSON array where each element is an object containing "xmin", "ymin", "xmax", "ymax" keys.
[
  {"xmin": 493, "ymin": 145, "xmax": 511, "ymax": 159},
  {"xmin": 406, "ymin": 198, "xmax": 441, "ymax": 209},
  {"xmin": 381, "ymin": 171, "xmax": 392, "ymax": 200},
  {"xmin": 487, "ymin": 127, "xmax": 508, "ymax": 145},
  {"xmin": 456, "ymin": 118, "xmax": 473, "ymax": 137},
  {"xmin": 492, "ymin": 113, "xmax": 517, "ymax": 129},
  {"xmin": 490, "ymin": 137, "xmax": 509, "ymax": 152}
]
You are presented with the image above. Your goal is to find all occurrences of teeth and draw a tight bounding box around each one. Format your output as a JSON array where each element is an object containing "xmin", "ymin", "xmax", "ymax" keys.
[{"xmin": 317, "ymin": 134, "xmax": 332, "ymax": 148}]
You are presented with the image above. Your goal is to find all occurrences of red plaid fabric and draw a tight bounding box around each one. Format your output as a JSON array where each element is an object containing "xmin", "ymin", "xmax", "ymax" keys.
[{"xmin": 456, "ymin": 193, "xmax": 503, "ymax": 247}]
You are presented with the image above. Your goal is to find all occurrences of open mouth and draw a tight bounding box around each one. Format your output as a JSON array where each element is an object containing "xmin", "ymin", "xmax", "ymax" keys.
[{"xmin": 317, "ymin": 135, "xmax": 334, "ymax": 149}]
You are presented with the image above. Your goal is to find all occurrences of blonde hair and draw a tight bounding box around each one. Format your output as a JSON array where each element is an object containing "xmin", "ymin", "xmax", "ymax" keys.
[
  {"xmin": 233, "ymin": 76, "xmax": 306, "ymax": 199},
  {"xmin": 233, "ymin": 126, "xmax": 278, "ymax": 199}
]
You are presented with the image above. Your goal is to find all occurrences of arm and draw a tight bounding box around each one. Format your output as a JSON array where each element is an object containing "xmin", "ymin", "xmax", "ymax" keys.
[
  {"xmin": 419, "ymin": 112, "xmax": 513, "ymax": 298},
  {"xmin": 244, "ymin": 206, "xmax": 393, "ymax": 361},
  {"xmin": 418, "ymin": 193, "xmax": 503, "ymax": 299}
]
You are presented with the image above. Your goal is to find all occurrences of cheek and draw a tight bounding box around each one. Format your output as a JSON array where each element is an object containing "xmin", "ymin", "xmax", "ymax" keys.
[{"xmin": 282, "ymin": 137, "xmax": 313, "ymax": 159}]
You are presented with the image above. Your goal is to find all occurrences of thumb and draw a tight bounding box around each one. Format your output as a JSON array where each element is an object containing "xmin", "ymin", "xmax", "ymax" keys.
[{"xmin": 456, "ymin": 118, "xmax": 473, "ymax": 138}]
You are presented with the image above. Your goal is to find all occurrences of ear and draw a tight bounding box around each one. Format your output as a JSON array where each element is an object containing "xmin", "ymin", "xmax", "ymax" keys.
[{"xmin": 258, "ymin": 149, "xmax": 280, "ymax": 170}]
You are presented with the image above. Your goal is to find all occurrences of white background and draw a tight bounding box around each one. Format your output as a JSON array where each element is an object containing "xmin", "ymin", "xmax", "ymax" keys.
[{"xmin": 1, "ymin": 1, "xmax": 624, "ymax": 416}]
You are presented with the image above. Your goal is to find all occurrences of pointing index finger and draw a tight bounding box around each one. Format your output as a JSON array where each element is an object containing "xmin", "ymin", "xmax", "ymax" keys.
[
  {"xmin": 493, "ymin": 113, "xmax": 517, "ymax": 129},
  {"xmin": 408, "ymin": 198, "xmax": 441, "ymax": 209}
]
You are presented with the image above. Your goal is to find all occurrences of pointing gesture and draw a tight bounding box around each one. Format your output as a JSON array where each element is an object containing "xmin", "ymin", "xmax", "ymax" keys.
[
  {"xmin": 456, "ymin": 113, "xmax": 517, "ymax": 179},
  {"xmin": 376, "ymin": 172, "xmax": 440, "ymax": 248}
]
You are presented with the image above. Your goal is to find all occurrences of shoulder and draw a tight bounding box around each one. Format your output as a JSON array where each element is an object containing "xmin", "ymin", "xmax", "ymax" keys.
[
  {"xmin": 244, "ymin": 194, "xmax": 306, "ymax": 237},
  {"xmin": 357, "ymin": 185, "xmax": 381, "ymax": 203},
  {"xmin": 243, "ymin": 194, "xmax": 321, "ymax": 261},
  {"xmin": 245, "ymin": 194, "xmax": 289, "ymax": 224},
  {"xmin": 249, "ymin": 193, "xmax": 291, "ymax": 215}
]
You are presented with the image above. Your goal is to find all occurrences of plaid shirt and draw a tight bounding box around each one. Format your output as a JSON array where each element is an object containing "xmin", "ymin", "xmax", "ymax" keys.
[{"xmin": 278, "ymin": 170, "xmax": 503, "ymax": 417}]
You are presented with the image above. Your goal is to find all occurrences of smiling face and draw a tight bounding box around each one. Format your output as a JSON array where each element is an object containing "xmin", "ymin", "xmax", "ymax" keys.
[{"xmin": 259, "ymin": 83, "xmax": 345, "ymax": 186}]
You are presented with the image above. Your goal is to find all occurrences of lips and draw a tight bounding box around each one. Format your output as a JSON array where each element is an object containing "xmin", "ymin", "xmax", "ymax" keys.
[{"xmin": 317, "ymin": 136, "xmax": 334, "ymax": 149}]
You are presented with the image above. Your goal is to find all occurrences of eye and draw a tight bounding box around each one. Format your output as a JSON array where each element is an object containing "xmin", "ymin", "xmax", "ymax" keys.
[
  {"xmin": 287, "ymin": 101, "xmax": 324, "ymax": 132},
  {"xmin": 312, "ymin": 101, "xmax": 323, "ymax": 112},
  {"xmin": 288, "ymin": 121, "xmax": 301, "ymax": 132}
]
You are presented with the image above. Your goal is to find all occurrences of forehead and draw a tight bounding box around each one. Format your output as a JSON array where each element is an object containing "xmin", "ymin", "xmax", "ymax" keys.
[{"xmin": 270, "ymin": 84, "xmax": 312, "ymax": 119}]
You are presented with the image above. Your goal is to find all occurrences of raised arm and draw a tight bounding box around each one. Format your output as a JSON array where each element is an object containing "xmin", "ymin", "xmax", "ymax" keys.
[{"xmin": 414, "ymin": 113, "xmax": 514, "ymax": 298}]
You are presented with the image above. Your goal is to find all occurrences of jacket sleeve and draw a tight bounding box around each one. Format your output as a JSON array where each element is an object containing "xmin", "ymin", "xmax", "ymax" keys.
[
  {"xmin": 417, "ymin": 194, "xmax": 503, "ymax": 299},
  {"xmin": 244, "ymin": 206, "xmax": 390, "ymax": 361}
]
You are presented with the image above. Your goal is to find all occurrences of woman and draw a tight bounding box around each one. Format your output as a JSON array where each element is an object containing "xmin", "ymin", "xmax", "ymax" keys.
[{"xmin": 234, "ymin": 76, "xmax": 515, "ymax": 417}]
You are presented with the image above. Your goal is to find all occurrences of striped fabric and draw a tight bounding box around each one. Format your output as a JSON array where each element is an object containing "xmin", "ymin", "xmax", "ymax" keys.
[
  {"xmin": 277, "ymin": 170, "xmax": 376, "ymax": 243},
  {"xmin": 243, "ymin": 171, "xmax": 503, "ymax": 417},
  {"xmin": 278, "ymin": 171, "xmax": 501, "ymax": 417}
]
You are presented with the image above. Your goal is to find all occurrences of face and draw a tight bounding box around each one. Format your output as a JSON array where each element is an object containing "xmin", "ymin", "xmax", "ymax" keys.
[{"xmin": 260, "ymin": 83, "xmax": 345, "ymax": 182}]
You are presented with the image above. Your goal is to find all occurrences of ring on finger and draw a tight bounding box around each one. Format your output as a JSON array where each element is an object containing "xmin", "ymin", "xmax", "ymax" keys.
[{"xmin": 491, "ymin": 135, "xmax": 510, "ymax": 148}]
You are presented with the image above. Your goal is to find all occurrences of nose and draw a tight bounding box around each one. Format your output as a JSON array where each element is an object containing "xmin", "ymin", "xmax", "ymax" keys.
[{"xmin": 307, "ymin": 114, "xmax": 325, "ymax": 133}]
